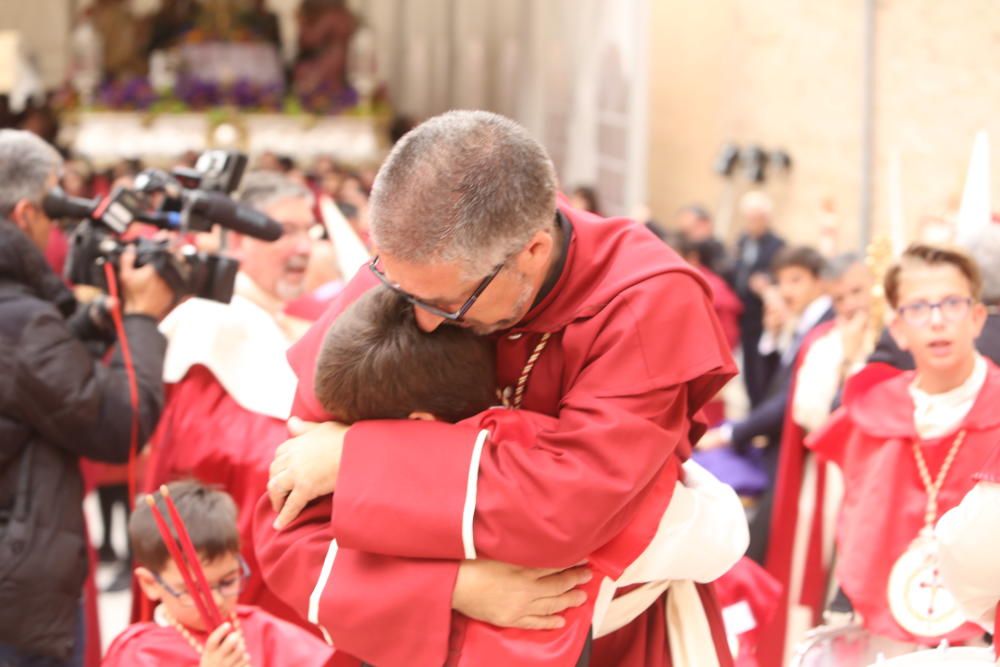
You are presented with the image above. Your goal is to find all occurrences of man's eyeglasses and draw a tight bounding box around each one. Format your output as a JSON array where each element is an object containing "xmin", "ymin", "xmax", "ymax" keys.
[
  {"xmin": 896, "ymin": 296, "xmax": 974, "ymax": 327},
  {"xmin": 368, "ymin": 255, "xmax": 504, "ymax": 321},
  {"xmin": 154, "ymin": 556, "xmax": 250, "ymax": 607}
]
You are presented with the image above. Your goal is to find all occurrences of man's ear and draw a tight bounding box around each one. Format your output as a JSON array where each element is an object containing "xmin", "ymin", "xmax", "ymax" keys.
[
  {"xmin": 407, "ymin": 411, "xmax": 437, "ymax": 421},
  {"xmin": 9, "ymin": 199, "xmax": 35, "ymax": 232},
  {"xmin": 135, "ymin": 566, "xmax": 163, "ymax": 602},
  {"xmin": 515, "ymin": 227, "xmax": 556, "ymax": 274}
]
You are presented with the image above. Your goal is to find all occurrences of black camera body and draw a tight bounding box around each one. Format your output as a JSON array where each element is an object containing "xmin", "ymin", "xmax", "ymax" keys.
[{"xmin": 45, "ymin": 150, "xmax": 279, "ymax": 304}]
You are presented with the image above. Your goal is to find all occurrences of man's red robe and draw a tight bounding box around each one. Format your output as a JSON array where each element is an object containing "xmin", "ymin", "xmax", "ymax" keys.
[
  {"xmin": 806, "ymin": 360, "xmax": 1000, "ymax": 645},
  {"xmin": 254, "ymin": 203, "xmax": 738, "ymax": 666},
  {"xmin": 102, "ymin": 605, "xmax": 336, "ymax": 666}
]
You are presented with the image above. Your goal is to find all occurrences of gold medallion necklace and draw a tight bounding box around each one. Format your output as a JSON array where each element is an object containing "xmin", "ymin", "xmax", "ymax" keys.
[{"xmin": 886, "ymin": 430, "xmax": 967, "ymax": 637}]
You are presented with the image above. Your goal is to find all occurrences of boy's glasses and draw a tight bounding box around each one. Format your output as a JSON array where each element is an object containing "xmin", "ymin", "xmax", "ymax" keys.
[
  {"xmin": 368, "ymin": 255, "xmax": 504, "ymax": 321},
  {"xmin": 154, "ymin": 556, "xmax": 250, "ymax": 607},
  {"xmin": 896, "ymin": 296, "xmax": 973, "ymax": 327}
]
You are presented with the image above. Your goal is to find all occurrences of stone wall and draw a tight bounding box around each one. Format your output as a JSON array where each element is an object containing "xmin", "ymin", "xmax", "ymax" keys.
[{"xmin": 648, "ymin": 0, "xmax": 1000, "ymax": 250}]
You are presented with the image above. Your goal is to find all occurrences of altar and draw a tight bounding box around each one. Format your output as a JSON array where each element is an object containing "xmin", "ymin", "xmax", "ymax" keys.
[{"xmin": 59, "ymin": 110, "xmax": 387, "ymax": 166}]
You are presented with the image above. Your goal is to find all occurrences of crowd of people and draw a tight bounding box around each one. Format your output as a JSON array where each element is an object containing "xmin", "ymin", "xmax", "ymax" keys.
[{"xmin": 0, "ymin": 108, "xmax": 999, "ymax": 667}]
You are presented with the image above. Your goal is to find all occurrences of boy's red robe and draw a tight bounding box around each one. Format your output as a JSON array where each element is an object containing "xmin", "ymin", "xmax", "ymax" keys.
[
  {"xmin": 806, "ymin": 360, "xmax": 1000, "ymax": 645},
  {"xmin": 254, "ymin": 202, "xmax": 738, "ymax": 667},
  {"xmin": 255, "ymin": 407, "xmax": 681, "ymax": 667},
  {"xmin": 757, "ymin": 320, "xmax": 835, "ymax": 667},
  {"xmin": 102, "ymin": 605, "xmax": 336, "ymax": 666}
]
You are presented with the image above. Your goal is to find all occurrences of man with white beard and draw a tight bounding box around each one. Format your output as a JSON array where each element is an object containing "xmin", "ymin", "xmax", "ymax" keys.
[{"xmin": 141, "ymin": 171, "xmax": 318, "ymax": 625}]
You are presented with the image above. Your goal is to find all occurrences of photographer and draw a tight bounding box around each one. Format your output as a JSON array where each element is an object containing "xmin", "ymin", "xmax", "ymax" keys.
[{"xmin": 0, "ymin": 129, "xmax": 175, "ymax": 665}]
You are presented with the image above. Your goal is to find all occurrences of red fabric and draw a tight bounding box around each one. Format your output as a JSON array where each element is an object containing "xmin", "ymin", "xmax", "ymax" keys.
[
  {"xmin": 757, "ymin": 320, "xmax": 834, "ymax": 667},
  {"xmin": 699, "ymin": 266, "xmax": 743, "ymax": 350},
  {"xmin": 44, "ymin": 225, "xmax": 68, "ymax": 277},
  {"xmin": 143, "ymin": 366, "xmax": 305, "ymax": 629},
  {"xmin": 454, "ymin": 410, "xmax": 679, "ymax": 667},
  {"xmin": 102, "ymin": 605, "xmax": 336, "ymax": 666},
  {"xmin": 284, "ymin": 281, "xmax": 346, "ymax": 322},
  {"xmin": 973, "ymin": 441, "xmax": 1000, "ymax": 484},
  {"xmin": 255, "ymin": 201, "xmax": 737, "ymax": 666},
  {"xmin": 994, "ymin": 603, "xmax": 999, "ymax": 660},
  {"xmin": 82, "ymin": 518, "xmax": 102, "ymax": 667},
  {"xmin": 713, "ymin": 558, "xmax": 783, "ymax": 667},
  {"xmin": 805, "ymin": 360, "xmax": 1000, "ymax": 645}
]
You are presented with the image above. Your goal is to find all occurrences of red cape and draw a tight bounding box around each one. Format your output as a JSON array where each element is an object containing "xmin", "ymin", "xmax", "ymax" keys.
[
  {"xmin": 807, "ymin": 359, "xmax": 1000, "ymax": 645},
  {"xmin": 257, "ymin": 200, "xmax": 737, "ymax": 666},
  {"xmin": 757, "ymin": 320, "xmax": 835, "ymax": 667},
  {"xmin": 103, "ymin": 605, "xmax": 336, "ymax": 666}
]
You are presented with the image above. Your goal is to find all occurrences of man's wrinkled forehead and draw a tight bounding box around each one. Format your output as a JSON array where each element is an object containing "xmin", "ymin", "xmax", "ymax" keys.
[{"xmin": 380, "ymin": 254, "xmax": 474, "ymax": 304}]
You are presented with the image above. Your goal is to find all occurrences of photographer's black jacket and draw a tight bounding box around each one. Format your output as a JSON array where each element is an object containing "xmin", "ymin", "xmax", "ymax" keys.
[{"xmin": 0, "ymin": 218, "xmax": 166, "ymax": 658}]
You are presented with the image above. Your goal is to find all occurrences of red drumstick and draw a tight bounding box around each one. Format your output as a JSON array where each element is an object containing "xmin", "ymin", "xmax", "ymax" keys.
[
  {"xmin": 144, "ymin": 495, "xmax": 218, "ymax": 630},
  {"xmin": 158, "ymin": 485, "xmax": 225, "ymax": 628}
]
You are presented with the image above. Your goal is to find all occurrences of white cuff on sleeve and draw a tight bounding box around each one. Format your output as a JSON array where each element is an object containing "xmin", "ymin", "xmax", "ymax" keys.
[{"xmin": 461, "ymin": 429, "xmax": 490, "ymax": 560}]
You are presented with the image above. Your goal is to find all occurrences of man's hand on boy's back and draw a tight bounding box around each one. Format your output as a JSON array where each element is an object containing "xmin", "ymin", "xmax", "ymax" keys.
[
  {"xmin": 200, "ymin": 622, "xmax": 250, "ymax": 667},
  {"xmin": 452, "ymin": 559, "xmax": 593, "ymax": 630},
  {"xmin": 268, "ymin": 417, "xmax": 348, "ymax": 530}
]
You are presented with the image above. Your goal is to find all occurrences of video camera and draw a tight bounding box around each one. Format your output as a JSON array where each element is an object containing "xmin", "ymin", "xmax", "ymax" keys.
[{"xmin": 43, "ymin": 150, "xmax": 283, "ymax": 304}]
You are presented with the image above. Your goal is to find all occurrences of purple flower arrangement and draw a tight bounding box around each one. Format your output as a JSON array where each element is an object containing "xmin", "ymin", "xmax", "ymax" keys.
[
  {"xmin": 174, "ymin": 75, "xmax": 284, "ymax": 111},
  {"xmin": 97, "ymin": 76, "xmax": 158, "ymax": 110},
  {"xmin": 82, "ymin": 76, "xmax": 360, "ymax": 115},
  {"xmin": 296, "ymin": 81, "xmax": 359, "ymax": 115}
]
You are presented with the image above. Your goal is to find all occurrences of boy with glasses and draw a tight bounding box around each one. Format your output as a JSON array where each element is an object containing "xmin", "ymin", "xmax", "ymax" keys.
[
  {"xmin": 103, "ymin": 480, "xmax": 335, "ymax": 666},
  {"xmin": 805, "ymin": 243, "xmax": 1000, "ymax": 659}
]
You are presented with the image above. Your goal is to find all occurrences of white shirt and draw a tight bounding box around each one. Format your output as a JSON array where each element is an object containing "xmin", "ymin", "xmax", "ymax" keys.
[
  {"xmin": 758, "ymin": 295, "xmax": 832, "ymax": 359},
  {"xmin": 908, "ymin": 355, "xmax": 987, "ymax": 439}
]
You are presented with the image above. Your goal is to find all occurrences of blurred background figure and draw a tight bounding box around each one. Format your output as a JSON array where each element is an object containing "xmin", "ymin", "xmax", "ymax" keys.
[
  {"xmin": 734, "ymin": 191, "xmax": 786, "ymax": 408},
  {"xmin": 569, "ymin": 184, "xmax": 602, "ymax": 215}
]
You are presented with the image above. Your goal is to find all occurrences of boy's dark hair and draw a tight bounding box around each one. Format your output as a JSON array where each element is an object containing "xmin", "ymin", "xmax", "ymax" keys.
[
  {"xmin": 130, "ymin": 480, "xmax": 240, "ymax": 573},
  {"xmin": 771, "ymin": 245, "xmax": 828, "ymax": 278},
  {"xmin": 884, "ymin": 243, "xmax": 983, "ymax": 308},
  {"xmin": 314, "ymin": 286, "xmax": 497, "ymax": 423}
]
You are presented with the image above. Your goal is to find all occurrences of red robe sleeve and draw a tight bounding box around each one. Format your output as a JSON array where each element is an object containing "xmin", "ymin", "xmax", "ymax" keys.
[
  {"xmin": 253, "ymin": 494, "xmax": 458, "ymax": 667},
  {"xmin": 325, "ymin": 273, "xmax": 732, "ymax": 566}
]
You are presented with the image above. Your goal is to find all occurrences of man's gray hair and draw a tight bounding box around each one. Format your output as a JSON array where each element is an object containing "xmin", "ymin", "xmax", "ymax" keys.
[
  {"xmin": 821, "ymin": 251, "xmax": 865, "ymax": 281},
  {"xmin": 236, "ymin": 170, "xmax": 314, "ymax": 211},
  {"xmin": 961, "ymin": 225, "xmax": 1000, "ymax": 305},
  {"xmin": 369, "ymin": 110, "xmax": 558, "ymax": 276},
  {"xmin": 0, "ymin": 130, "xmax": 62, "ymax": 217}
]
